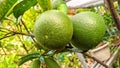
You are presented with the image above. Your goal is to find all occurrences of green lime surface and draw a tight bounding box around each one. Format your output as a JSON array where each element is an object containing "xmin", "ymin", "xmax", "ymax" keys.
[
  {"xmin": 71, "ymin": 11, "xmax": 106, "ymax": 51},
  {"xmin": 34, "ymin": 10, "xmax": 73, "ymax": 50}
]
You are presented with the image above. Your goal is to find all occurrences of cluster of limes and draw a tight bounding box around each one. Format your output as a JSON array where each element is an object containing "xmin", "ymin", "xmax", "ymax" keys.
[{"xmin": 33, "ymin": 10, "xmax": 106, "ymax": 51}]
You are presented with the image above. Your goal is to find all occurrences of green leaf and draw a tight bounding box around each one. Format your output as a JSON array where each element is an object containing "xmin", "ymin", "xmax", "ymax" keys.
[
  {"xmin": 0, "ymin": 0, "xmax": 17, "ymax": 21},
  {"xmin": 34, "ymin": 43, "xmax": 47, "ymax": 50},
  {"xmin": 29, "ymin": 59, "xmax": 40, "ymax": 68},
  {"xmin": 38, "ymin": 0, "xmax": 52, "ymax": 11},
  {"xmin": 52, "ymin": 0, "xmax": 68, "ymax": 14},
  {"xmin": 52, "ymin": 0, "xmax": 65, "ymax": 9},
  {"xmin": 57, "ymin": 4, "xmax": 68, "ymax": 14},
  {"xmin": 18, "ymin": 52, "xmax": 40, "ymax": 66},
  {"xmin": 44, "ymin": 57, "xmax": 60, "ymax": 68},
  {"xmin": 13, "ymin": 0, "xmax": 37, "ymax": 18}
]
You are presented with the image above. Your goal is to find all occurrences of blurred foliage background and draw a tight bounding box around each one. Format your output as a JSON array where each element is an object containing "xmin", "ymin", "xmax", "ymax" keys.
[{"xmin": 0, "ymin": 0, "xmax": 120, "ymax": 68}]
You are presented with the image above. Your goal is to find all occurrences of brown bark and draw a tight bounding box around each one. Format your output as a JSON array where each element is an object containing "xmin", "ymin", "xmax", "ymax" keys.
[{"xmin": 106, "ymin": 0, "xmax": 120, "ymax": 37}]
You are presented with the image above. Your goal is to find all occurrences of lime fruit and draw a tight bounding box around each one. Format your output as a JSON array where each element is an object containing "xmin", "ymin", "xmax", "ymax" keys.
[
  {"xmin": 71, "ymin": 11, "xmax": 106, "ymax": 51},
  {"xmin": 34, "ymin": 10, "xmax": 73, "ymax": 50}
]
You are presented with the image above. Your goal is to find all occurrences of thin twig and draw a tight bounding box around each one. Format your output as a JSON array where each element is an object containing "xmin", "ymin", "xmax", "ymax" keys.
[
  {"xmin": 22, "ymin": 44, "xmax": 28, "ymax": 53},
  {"xmin": 0, "ymin": 31, "xmax": 34, "ymax": 40},
  {"xmin": 50, "ymin": 47, "xmax": 66, "ymax": 57},
  {"xmin": 20, "ymin": 18, "xmax": 35, "ymax": 40},
  {"xmin": 11, "ymin": 31, "xmax": 34, "ymax": 37},
  {"xmin": 20, "ymin": 19, "xmax": 30, "ymax": 34},
  {"xmin": 28, "ymin": 45, "xmax": 35, "ymax": 51},
  {"xmin": 17, "ymin": 36, "xmax": 28, "ymax": 53},
  {"xmin": 1, "ymin": 47, "xmax": 7, "ymax": 55},
  {"xmin": 20, "ymin": 18, "xmax": 37, "ymax": 51},
  {"xmin": 0, "ymin": 53, "xmax": 25, "ymax": 56},
  {"xmin": 0, "ymin": 27, "xmax": 34, "ymax": 37},
  {"xmin": 0, "ymin": 34, "xmax": 15, "ymax": 40},
  {"xmin": 3, "ymin": 32, "xmax": 12, "ymax": 37}
]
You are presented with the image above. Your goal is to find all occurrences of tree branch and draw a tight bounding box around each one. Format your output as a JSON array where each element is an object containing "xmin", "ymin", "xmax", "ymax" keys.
[
  {"xmin": 0, "ymin": 27, "xmax": 34, "ymax": 39},
  {"xmin": 11, "ymin": 31, "xmax": 34, "ymax": 37},
  {"xmin": 106, "ymin": 0, "xmax": 120, "ymax": 37},
  {"xmin": 20, "ymin": 18, "xmax": 36, "ymax": 39},
  {"xmin": 17, "ymin": 36, "xmax": 28, "ymax": 53},
  {"xmin": 1, "ymin": 47, "xmax": 7, "ymax": 55},
  {"xmin": 0, "ymin": 53, "xmax": 25, "ymax": 56},
  {"xmin": 20, "ymin": 18, "xmax": 37, "ymax": 51},
  {"xmin": 20, "ymin": 19, "xmax": 30, "ymax": 34},
  {"xmin": 0, "ymin": 34, "xmax": 15, "ymax": 40}
]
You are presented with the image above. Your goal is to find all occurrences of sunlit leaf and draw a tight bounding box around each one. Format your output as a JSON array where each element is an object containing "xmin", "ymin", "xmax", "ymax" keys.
[
  {"xmin": 57, "ymin": 4, "xmax": 68, "ymax": 14},
  {"xmin": 29, "ymin": 59, "xmax": 40, "ymax": 68},
  {"xmin": 52, "ymin": 0, "xmax": 65, "ymax": 9},
  {"xmin": 38, "ymin": 0, "xmax": 52, "ymax": 11},
  {"xmin": 44, "ymin": 57, "xmax": 60, "ymax": 68},
  {"xmin": 18, "ymin": 52, "xmax": 40, "ymax": 66},
  {"xmin": 0, "ymin": 0, "xmax": 17, "ymax": 20},
  {"xmin": 13, "ymin": 0, "xmax": 37, "ymax": 18},
  {"xmin": 22, "ymin": 7, "xmax": 39, "ymax": 30}
]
